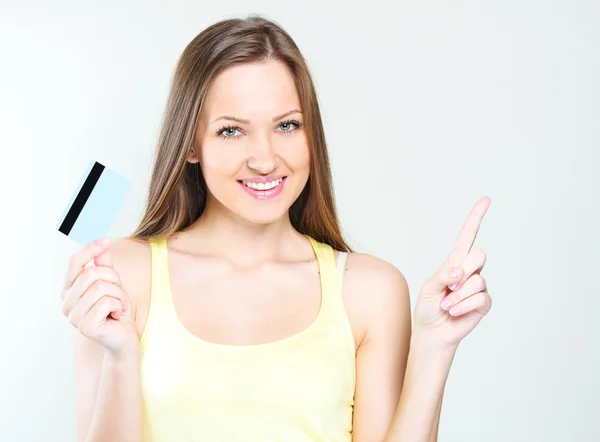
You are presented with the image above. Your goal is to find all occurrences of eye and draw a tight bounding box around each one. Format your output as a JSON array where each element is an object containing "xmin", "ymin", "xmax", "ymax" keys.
[
  {"xmin": 217, "ymin": 126, "xmax": 243, "ymax": 139},
  {"xmin": 276, "ymin": 119, "xmax": 302, "ymax": 134}
]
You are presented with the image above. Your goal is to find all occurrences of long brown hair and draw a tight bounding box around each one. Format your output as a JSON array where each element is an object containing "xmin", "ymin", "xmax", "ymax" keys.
[{"xmin": 129, "ymin": 15, "xmax": 351, "ymax": 252}]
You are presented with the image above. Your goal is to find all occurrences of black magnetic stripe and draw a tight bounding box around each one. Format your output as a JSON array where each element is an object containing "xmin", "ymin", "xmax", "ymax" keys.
[{"xmin": 58, "ymin": 161, "xmax": 105, "ymax": 236}]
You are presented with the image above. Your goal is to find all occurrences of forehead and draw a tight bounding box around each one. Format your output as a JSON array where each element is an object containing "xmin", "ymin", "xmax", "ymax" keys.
[{"xmin": 203, "ymin": 60, "xmax": 301, "ymax": 119}]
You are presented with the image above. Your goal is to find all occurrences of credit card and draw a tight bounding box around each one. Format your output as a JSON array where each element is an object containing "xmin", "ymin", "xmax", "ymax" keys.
[{"xmin": 57, "ymin": 160, "xmax": 132, "ymax": 245}]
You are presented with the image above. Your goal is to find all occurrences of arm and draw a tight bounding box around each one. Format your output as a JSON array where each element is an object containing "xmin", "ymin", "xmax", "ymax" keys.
[
  {"xmin": 385, "ymin": 197, "xmax": 493, "ymax": 441},
  {"xmin": 346, "ymin": 255, "xmax": 412, "ymax": 442},
  {"xmin": 354, "ymin": 197, "xmax": 491, "ymax": 442},
  {"xmin": 71, "ymin": 238, "xmax": 148, "ymax": 442},
  {"xmin": 74, "ymin": 334, "xmax": 142, "ymax": 442},
  {"xmin": 348, "ymin": 255, "xmax": 448, "ymax": 442},
  {"xmin": 383, "ymin": 333, "xmax": 455, "ymax": 442}
]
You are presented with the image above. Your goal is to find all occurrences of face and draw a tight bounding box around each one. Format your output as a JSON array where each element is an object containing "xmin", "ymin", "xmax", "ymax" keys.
[{"xmin": 189, "ymin": 60, "xmax": 310, "ymax": 225}]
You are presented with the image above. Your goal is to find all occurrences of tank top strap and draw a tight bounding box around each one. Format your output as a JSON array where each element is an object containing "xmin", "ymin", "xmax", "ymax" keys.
[
  {"xmin": 306, "ymin": 235, "xmax": 345, "ymax": 320},
  {"xmin": 149, "ymin": 237, "xmax": 172, "ymax": 304},
  {"xmin": 140, "ymin": 236, "xmax": 175, "ymax": 348}
]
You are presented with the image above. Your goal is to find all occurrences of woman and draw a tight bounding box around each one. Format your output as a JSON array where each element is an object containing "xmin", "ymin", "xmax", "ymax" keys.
[{"xmin": 61, "ymin": 15, "xmax": 492, "ymax": 442}]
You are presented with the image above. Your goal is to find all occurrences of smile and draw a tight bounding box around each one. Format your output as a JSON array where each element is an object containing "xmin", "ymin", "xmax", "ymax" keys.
[
  {"xmin": 241, "ymin": 178, "xmax": 283, "ymax": 190},
  {"xmin": 237, "ymin": 176, "xmax": 287, "ymax": 200}
]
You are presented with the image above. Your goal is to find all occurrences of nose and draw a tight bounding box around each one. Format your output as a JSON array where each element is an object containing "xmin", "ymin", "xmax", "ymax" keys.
[{"xmin": 247, "ymin": 136, "xmax": 279, "ymax": 174}]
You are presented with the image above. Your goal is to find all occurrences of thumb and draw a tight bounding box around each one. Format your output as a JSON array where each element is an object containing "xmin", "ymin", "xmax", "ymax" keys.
[
  {"xmin": 420, "ymin": 265, "xmax": 464, "ymax": 299},
  {"xmin": 94, "ymin": 238, "xmax": 113, "ymax": 268}
]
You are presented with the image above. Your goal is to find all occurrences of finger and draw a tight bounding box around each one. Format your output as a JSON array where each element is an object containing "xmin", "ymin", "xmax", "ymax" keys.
[
  {"xmin": 67, "ymin": 281, "xmax": 127, "ymax": 325},
  {"xmin": 88, "ymin": 296, "xmax": 122, "ymax": 326},
  {"xmin": 420, "ymin": 265, "xmax": 465, "ymax": 298},
  {"xmin": 62, "ymin": 238, "xmax": 112, "ymax": 295},
  {"xmin": 77, "ymin": 297, "xmax": 123, "ymax": 337},
  {"xmin": 441, "ymin": 274, "xmax": 487, "ymax": 311},
  {"xmin": 446, "ymin": 196, "xmax": 491, "ymax": 267},
  {"xmin": 447, "ymin": 291, "xmax": 492, "ymax": 317},
  {"xmin": 94, "ymin": 243, "xmax": 113, "ymax": 268},
  {"xmin": 62, "ymin": 266, "xmax": 122, "ymax": 317},
  {"xmin": 448, "ymin": 248, "xmax": 486, "ymax": 291},
  {"xmin": 69, "ymin": 293, "xmax": 124, "ymax": 328}
]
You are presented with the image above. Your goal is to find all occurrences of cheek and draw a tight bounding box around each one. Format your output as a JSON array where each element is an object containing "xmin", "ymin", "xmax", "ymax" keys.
[
  {"xmin": 199, "ymin": 145, "xmax": 241, "ymax": 181},
  {"xmin": 281, "ymin": 138, "xmax": 310, "ymax": 172}
]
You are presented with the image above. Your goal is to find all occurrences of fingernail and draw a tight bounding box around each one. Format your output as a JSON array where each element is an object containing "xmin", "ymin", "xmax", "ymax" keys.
[
  {"xmin": 449, "ymin": 305, "xmax": 461, "ymax": 315},
  {"xmin": 441, "ymin": 298, "xmax": 452, "ymax": 310},
  {"xmin": 97, "ymin": 238, "xmax": 110, "ymax": 245},
  {"xmin": 450, "ymin": 268, "xmax": 461, "ymax": 279},
  {"xmin": 449, "ymin": 282, "xmax": 459, "ymax": 291}
]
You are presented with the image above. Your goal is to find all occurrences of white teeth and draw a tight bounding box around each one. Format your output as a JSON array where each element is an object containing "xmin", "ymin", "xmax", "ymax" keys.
[{"xmin": 242, "ymin": 178, "xmax": 283, "ymax": 190}]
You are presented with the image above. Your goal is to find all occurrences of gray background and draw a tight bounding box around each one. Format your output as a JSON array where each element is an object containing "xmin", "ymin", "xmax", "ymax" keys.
[{"xmin": 0, "ymin": 0, "xmax": 598, "ymax": 441}]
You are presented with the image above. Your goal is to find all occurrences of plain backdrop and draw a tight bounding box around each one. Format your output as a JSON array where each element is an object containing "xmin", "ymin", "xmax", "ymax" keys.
[{"xmin": 1, "ymin": 0, "xmax": 598, "ymax": 441}]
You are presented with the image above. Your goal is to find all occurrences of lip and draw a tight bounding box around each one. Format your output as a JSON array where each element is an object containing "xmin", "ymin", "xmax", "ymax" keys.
[{"xmin": 238, "ymin": 176, "xmax": 287, "ymax": 200}]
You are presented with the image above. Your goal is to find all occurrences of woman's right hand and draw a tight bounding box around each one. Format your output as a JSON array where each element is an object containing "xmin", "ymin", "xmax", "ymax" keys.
[{"xmin": 61, "ymin": 238, "xmax": 138, "ymax": 356}]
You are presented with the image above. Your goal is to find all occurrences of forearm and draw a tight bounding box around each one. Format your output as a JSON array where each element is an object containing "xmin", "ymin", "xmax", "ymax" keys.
[
  {"xmin": 85, "ymin": 348, "xmax": 143, "ymax": 442},
  {"xmin": 384, "ymin": 332, "xmax": 456, "ymax": 442},
  {"xmin": 430, "ymin": 383, "xmax": 444, "ymax": 442}
]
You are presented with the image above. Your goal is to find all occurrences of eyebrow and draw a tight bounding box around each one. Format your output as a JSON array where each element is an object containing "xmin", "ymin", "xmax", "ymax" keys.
[{"xmin": 209, "ymin": 109, "xmax": 302, "ymax": 125}]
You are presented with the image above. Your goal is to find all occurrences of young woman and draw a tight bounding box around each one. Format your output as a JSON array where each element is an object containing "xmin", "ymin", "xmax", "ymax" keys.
[{"xmin": 61, "ymin": 15, "xmax": 492, "ymax": 442}]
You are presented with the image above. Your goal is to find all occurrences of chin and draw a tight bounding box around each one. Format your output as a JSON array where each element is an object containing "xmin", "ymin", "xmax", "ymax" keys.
[
  {"xmin": 235, "ymin": 207, "xmax": 291, "ymax": 225},
  {"xmin": 232, "ymin": 194, "xmax": 297, "ymax": 225}
]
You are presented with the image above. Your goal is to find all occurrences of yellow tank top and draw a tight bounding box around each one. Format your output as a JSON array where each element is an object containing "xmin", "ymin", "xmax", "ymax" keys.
[{"xmin": 139, "ymin": 236, "xmax": 356, "ymax": 441}]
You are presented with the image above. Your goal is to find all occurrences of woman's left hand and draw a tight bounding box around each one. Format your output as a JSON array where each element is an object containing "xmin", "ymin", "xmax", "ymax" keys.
[{"xmin": 413, "ymin": 196, "xmax": 492, "ymax": 350}]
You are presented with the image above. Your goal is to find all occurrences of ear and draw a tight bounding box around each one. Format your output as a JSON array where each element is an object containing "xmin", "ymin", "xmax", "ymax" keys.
[{"xmin": 187, "ymin": 144, "xmax": 200, "ymax": 164}]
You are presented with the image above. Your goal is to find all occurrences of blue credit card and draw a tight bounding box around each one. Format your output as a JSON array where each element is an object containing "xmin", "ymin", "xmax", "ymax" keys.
[{"xmin": 57, "ymin": 160, "xmax": 132, "ymax": 245}]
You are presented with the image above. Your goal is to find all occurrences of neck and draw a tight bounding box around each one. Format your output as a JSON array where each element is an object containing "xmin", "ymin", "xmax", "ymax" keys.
[{"xmin": 178, "ymin": 199, "xmax": 307, "ymax": 265}]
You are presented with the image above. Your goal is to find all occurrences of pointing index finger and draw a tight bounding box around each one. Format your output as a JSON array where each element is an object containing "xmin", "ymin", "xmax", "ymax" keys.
[{"xmin": 446, "ymin": 196, "xmax": 491, "ymax": 267}]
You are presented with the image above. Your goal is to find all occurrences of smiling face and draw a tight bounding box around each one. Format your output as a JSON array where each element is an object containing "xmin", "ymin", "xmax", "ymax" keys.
[{"xmin": 189, "ymin": 60, "xmax": 310, "ymax": 225}]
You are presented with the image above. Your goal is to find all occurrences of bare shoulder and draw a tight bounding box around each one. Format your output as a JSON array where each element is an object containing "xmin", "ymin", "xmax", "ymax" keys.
[
  {"xmin": 341, "ymin": 252, "xmax": 412, "ymax": 347},
  {"xmin": 109, "ymin": 237, "xmax": 152, "ymax": 336},
  {"xmin": 344, "ymin": 252, "xmax": 409, "ymax": 296}
]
